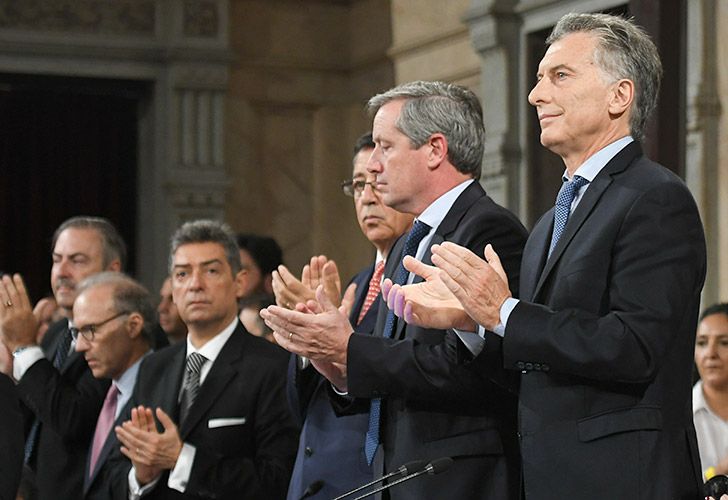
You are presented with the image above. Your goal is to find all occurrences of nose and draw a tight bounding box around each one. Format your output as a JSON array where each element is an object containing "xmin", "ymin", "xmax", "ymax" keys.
[
  {"xmin": 528, "ymin": 77, "xmax": 547, "ymax": 107},
  {"xmin": 75, "ymin": 334, "xmax": 89, "ymax": 352},
  {"xmin": 359, "ymin": 181, "xmax": 378, "ymax": 205},
  {"xmin": 366, "ymin": 146, "xmax": 383, "ymax": 175},
  {"xmin": 53, "ymin": 258, "xmax": 71, "ymax": 278},
  {"xmin": 188, "ymin": 269, "xmax": 204, "ymax": 290},
  {"xmin": 705, "ymin": 338, "xmax": 719, "ymax": 358}
]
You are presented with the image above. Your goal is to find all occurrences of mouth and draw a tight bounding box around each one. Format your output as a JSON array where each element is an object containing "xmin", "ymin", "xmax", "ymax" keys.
[{"xmin": 538, "ymin": 112, "xmax": 560, "ymax": 123}]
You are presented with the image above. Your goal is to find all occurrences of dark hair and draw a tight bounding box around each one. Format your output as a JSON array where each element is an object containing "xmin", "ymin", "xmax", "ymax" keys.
[
  {"xmin": 353, "ymin": 132, "xmax": 375, "ymax": 159},
  {"xmin": 52, "ymin": 216, "xmax": 127, "ymax": 270},
  {"xmin": 366, "ymin": 80, "xmax": 484, "ymax": 178},
  {"xmin": 170, "ymin": 220, "xmax": 241, "ymax": 275},
  {"xmin": 76, "ymin": 271, "xmax": 155, "ymax": 346},
  {"xmin": 236, "ymin": 233, "xmax": 283, "ymax": 276},
  {"xmin": 546, "ymin": 12, "xmax": 663, "ymax": 142},
  {"xmin": 700, "ymin": 303, "xmax": 728, "ymax": 322}
]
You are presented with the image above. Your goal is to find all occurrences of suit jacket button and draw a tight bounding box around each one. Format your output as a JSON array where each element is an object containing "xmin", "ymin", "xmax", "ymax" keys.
[
  {"xmin": 534, "ymin": 363, "xmax": 541, "ymax": 371},
  {"xmin": 542, "ymin": 364, "xmax": 550, "ymax": 372},
  {"xmin": 516, "ymin": 361, "xmax": 525, "ymax": 369},
  {"xmin": 304, "ymin": 446, "xmax": 313, "ymax": 457},
  {"xmin": 525, "ymin": 362, "xmax": 533, "ymax": 371}
]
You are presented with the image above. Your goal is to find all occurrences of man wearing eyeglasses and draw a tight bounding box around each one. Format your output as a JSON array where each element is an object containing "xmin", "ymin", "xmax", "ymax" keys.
[
  {"xmin": 263, "ymin": 81, "xmax": 528, "ymax": 500},
  {"xmin": 0, "ymin": 216, "xmax": 125, "ymax": 500},
  {"xmin": 70, "ymin": 271, "xmax": 154, "ymax": 499},
  {"xmin": 279, "ymin": 132, "xmax": 412, "ymax": 500}
]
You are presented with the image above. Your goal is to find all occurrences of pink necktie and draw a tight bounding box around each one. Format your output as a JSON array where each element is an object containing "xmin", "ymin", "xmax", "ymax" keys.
[
  {"xmin": 357, "ymin": 261, "xmax": 385, "ymax": 325},
  {"xmin": 89, "ymin": 383, "xmax": 119, "ymax": 476}
]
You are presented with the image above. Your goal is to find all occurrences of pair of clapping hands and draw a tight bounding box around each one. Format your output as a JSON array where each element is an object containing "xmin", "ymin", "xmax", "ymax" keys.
[{"xmin": 261, "ymin": 243, "xmax": 511, "ymax": 390}]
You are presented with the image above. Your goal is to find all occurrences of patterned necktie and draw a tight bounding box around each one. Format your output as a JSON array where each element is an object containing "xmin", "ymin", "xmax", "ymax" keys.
[
  {"xmin": 364, "ymin": 220, "xmax": 431, "ymax": 465},
  {"xmin": 88, "ymin": 383, "xmax": 119, "ymax": 477},
  {"xmin": 25, "ymin": 325, "xmax": 73, "ymax": 464},
  {"xmin": 357, "ymin": 260, "xmax": 386, "ymax": 325},
  {"xmin": 179, "ymin": 352, "xmax": 207, "ymax": 425},
  {"xmin": 548, "ymin": 175, "xmax": 589, "ymax": 257}
]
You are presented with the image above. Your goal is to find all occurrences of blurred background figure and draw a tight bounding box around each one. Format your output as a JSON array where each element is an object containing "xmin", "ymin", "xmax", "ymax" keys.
[
  {"xmin": 155, "ymin": 277, "xmax": 186, "ymax": 344},
  {"xmin": 236, "ymin": 233, "xmax": 283, "ymax": 341},
  {"xmin": 32, "ymin": 296, "xmax": 65, "ymax": 344},
  {"xmin": 694, "ymin": 303, "xmax": 728, "ymax": 481}
]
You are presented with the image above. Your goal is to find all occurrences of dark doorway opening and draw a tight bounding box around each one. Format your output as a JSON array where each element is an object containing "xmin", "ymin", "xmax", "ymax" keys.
[{"xmin": 0, "ymin": 73, "xmax": 147, "ymax": 302}]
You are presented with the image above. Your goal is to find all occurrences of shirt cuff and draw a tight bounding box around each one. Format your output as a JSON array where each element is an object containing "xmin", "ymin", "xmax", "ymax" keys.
[
  {"xmin": 127, "ymin": 467, "xmax": 161, "ymax": 499},
  {"xmin": 331, "ymin": 383, "xmax": 349, "ymax": 396},
  {"xmin": 168, "ymin": 442, "xmax": 196, "ymax": 493},
  {"xmin": 494, "ymin": 298, "xmax": 519, "ymax": 337},
  {"xmin": 13, "ymin": 346, "xmax": 45, "ymax": 380}
]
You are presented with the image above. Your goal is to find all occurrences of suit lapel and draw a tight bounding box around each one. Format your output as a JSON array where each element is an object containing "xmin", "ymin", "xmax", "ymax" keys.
[
  {"xmin": 84, "ymin": 397, "xmax": 135, "ymax": 492},
  {"xmin": 532, "ymin": 141, "xmax": 642, "ymax": 300},
  {"xmin": 393, "ymin": 181, "xmax": 486, "ymax": 339},
  {"xmin": 179, "ymin": 327, "xmax": 244, "ymax": 438},
  {"xmin": 348, "ymin": 264, "xmax": 375, "ymax": 325}
]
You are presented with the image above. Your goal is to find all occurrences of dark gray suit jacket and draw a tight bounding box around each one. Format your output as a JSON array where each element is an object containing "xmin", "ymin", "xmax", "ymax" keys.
[
  {"xmin": 498, "ymin": 142, "xmax": 705, "ymax": 499},
  {"xmin": 344, "ymin": 182, "xmax": 528, "ymax": 500}
]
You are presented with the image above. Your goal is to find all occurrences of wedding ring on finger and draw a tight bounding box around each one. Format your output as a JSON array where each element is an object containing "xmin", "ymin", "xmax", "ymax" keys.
[
  {"xmin": 288, "ymin": 332, "xmax": 293, "ymax": 340},
  {"xmin": 4, "ymin": 301, "xmax": 12, "ymax": 307}
]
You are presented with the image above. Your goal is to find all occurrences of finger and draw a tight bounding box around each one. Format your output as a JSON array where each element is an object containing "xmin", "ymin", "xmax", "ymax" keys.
[
  {"xmin": 304, "ymin": 300, "xmax": 322, "ymax": 314},
  {"xmin": 308, "ymin": 256, "xmax": 321, "ymax": 285},
  {"xmin": 484, "ymin": 244, "xmax": 508, "ymax": 284},
  {"xmin": 392, "ymin": 287, "xmax": 406, "ymax": 318},
  {"xmin": 385, "ymin": 284, "xmax": 401, "ymax": 311},
  {"xmin": 315, "ymin": 285, "xmax": 337, "ymax": 312},
  {"xmin": 381, "ymin": 279, "xmax": 393, "ymax": 302},
  {"xmin": 339, "ymin": 283, "xmax": 357, "ymax": 316},
  {"xmin": 11, "ymin": 274, "xmax": 32, "ymax": 310},
  {"xmin": 301, "ymin": 264, "xmax": 312, "ymax": 288},
  {"xmin": 155, "ymin": 408, "xmax": 178, "ymax": 432},
  {"xmin": 402, "ymin": 256, "xmax": 437, "ymax": 280},
  {"xmin": 136, "ymin": 406, "xmax": 151, "ymax": 431}
]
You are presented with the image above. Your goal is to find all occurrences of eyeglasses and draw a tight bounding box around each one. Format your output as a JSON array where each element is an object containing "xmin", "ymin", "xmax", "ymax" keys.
[
  {"xmin": 341, "ymin": 179, "xmax": 378, "ymax": 197},
  {"xmin": 70, "ymin": 311, "xmax": 130, "ymax": 342}
]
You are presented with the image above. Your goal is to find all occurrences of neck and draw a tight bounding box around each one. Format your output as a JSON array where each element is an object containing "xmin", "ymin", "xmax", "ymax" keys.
[
  {"xmin": 410, "ymin": 171, "xmax": 472, "ymax": 216},
  {"xmin": 187, "ymin": 312, "xmax": 237, "ymax": 349},
  {"xmin": 559, "ymin": 129, "xmax": 630, "ymax": 176},
  {"xmin": 702, "ymin": 382, "xmax": 728, "ymax": 420}
]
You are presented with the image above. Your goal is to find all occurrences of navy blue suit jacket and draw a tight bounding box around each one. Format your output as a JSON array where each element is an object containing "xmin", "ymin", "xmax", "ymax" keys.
[
  {"xmin": 286, "ymin": 265, "xmax": 378, "ymax": 500},
  {"xmin": 0, "ymin": 373, "xmax": 23, "ymax": 500}
]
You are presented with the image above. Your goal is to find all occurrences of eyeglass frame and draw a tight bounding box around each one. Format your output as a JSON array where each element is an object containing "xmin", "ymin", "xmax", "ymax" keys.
[
  {"xmin": 70, "ymin": 311, "xmax": 131, "ymax": 342},
  {"xmin": 341, "ymin": 178, "xmax": 379, "ymax": 198}
]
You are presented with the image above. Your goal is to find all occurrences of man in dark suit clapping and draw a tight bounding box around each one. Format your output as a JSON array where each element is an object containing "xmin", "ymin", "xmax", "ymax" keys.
[{"xmin": 116, "ymin": 220, "xmax": 299, "ymax": 499}]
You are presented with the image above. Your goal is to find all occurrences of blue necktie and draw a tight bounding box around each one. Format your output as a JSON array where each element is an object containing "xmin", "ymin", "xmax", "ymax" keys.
[
  {"xmin": 364, "ymin": 220, "xmax": 431, "ymax": 465},
  {"xmin": 548, "ymin": 175, "xmax": 589, "ymax": 257}
]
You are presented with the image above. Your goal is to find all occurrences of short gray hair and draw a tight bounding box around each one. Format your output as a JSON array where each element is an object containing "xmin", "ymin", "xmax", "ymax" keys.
[
  {"xmin": 367, "ymin": 81, "xmax": 484, "ymax": 178},
  {"xmin": 169, "ymin": 220, "xmax": 241, "ymax": 276},
  {"xmin": 76, "ymin": 271, "xmax": 155, "ymax": 346},
  {"xmin": 52, "ymin": 216, "xmax": 127, "ymax": 270},
  {"xmin": 547, "ymin": 12, "xmax": 663, "ymax": 142}
]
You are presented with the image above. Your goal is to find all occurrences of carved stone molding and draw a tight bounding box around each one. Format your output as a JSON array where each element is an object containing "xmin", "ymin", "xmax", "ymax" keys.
[{"xmin": 0, "ymin": 0, "xmax": 155, "ymax": 35}]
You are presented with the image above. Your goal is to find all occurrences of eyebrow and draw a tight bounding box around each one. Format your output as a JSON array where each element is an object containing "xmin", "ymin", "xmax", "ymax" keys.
[{"xmin": 173, "ymin": 258, "xmax": 224, "ymax": 269}]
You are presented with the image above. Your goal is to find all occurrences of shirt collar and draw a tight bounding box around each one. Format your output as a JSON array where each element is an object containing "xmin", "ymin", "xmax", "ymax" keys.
[
  {"xmin": 114, "ymin": 350, "xmax": 151, "ymax": 399},
  {"xmin": 185, "ymin": 317, "xmax": 239, "ymax": 364},
  {"xmin": 417, "ymin": 179, "xmax": 475, "ymax": 232},
  {"xmin": 564, "ymin": 136, "xmax": 634, "ymax": 182}
]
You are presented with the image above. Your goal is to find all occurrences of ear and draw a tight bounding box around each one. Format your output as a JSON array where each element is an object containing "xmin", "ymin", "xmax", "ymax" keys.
[
  {"xmin": 263, "ymin": 274, "xmax": 274, "ymax": 295},
  {"xmin": 108, "ymin": 259, "xmax": 122, "ymax": 272},
  {"xmin": 126, "ymin": 312, "xmax": 143, "ymax": 339},
  {"xmin": 608, "ymin": 79, "xmax": 634, "ymax": 117},
  {"xmin": 426, "ymin": 133, "xmax": 448, "ymax": 169},
  {"xmin": 233, "ymin": 268, "xmax": 249, "ymax": 299}
]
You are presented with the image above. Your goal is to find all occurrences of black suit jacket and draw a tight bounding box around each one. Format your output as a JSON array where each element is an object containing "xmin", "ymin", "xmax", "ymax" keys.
[
  {"xmin": 344, "ymin": 182, "xmax": 528, "ymax": 500},
  {"xmin": 130, "ymin": 322, "xmax": 299, "ymax": 499},
  {"xmin": 16, "ymin": 319, "xmax": 109, "ymax": 500},
  {"xmin": 0, "ymin": 373, "xmax": 23, "ymax": 500},
  {"xmin": 286, "ymin": 265, "xmax": 377, "ymax": 500},
  {"xmin": 497, "ymin": 142, "xmax": 705, "ymax": 499}
]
